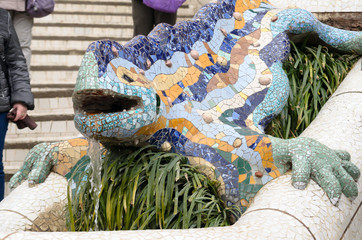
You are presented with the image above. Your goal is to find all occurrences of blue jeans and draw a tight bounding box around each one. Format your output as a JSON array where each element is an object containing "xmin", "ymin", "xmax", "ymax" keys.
[{"xmin": 0, "ymin": 112, "xmax": 8, "ymax": 201}]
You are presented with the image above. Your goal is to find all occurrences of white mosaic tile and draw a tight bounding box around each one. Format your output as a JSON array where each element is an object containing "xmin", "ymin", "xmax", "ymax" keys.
[{"xmin": 0, "ymin": 173, "xmax": 68, "ymax": 233}]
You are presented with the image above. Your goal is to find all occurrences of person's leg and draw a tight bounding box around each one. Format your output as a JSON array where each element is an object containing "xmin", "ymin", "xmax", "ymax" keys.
[
  {"xmin": 11, "ymin": 11, "xmax": 33, "ymax": 72},
  {"xmin": 154, "ymin": 10, "xmax": 177, "ymax": 28},
  {"xmin": 0, "ymin": 112, "xmax": 9, "ymax": 201},
  {"xmin": 132, "ymin": 0, "xmax": 155, "ymax": 36}
]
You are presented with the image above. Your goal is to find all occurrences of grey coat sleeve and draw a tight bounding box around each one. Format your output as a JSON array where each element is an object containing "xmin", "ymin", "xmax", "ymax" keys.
[{"xmin": 5, "ymin": 12, "xmax": 34, "ymax": 110}]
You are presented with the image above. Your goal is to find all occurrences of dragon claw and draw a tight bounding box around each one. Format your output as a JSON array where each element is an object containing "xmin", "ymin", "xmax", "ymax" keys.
[
  {"xmin": 349, "ymin": 196, "xmax": 357, "ymax": 202},
  {"xmin": 292, "ymin": 181, "xmax": 307, "ymax": 190},
  {"xmin": 330, "ymin": 197, "xmax": 340, "ymax": 206}
]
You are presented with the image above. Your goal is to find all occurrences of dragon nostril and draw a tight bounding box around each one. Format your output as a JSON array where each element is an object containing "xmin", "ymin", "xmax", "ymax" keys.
[{"xmin": 122, "ymin": 74, "xmax": 134, "ymax": 83}]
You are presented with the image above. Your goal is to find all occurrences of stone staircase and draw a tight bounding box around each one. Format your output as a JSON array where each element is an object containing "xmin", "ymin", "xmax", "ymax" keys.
[{"xmin": 4, "ymin": 0, "xmax": 200, "ymax": 188}]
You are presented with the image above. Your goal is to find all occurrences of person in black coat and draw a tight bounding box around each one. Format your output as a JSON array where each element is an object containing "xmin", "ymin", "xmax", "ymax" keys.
[
  {"xmin": 0, "ymin": 8, "xmax": 34, "ymax": 201},
  {"xmin": 132, "ymin": 0, "xmax": 178, "ymax": 36}
]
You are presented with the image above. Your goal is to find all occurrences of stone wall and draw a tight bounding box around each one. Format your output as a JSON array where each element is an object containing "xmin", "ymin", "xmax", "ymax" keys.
[
  {"xmin": 313, "ymin": 12, "xmax": 361, "ymax": 31},
  {"xmin": 270, "ymin": 0, "xmax": 361, "ymax": 30}
]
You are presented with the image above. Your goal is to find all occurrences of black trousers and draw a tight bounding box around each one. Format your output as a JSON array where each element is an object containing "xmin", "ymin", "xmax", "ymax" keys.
[{"xmin": 132, "ymin": 0, "xmax": 177, "ymax": 37}]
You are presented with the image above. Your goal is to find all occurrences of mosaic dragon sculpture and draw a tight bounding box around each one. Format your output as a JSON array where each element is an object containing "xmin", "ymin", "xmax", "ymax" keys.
[{"xmin": 10, "ymin": 0, "xmax": 361, "ymax": 211}]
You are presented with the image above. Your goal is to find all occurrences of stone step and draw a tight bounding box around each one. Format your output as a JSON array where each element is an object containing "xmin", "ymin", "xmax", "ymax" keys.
[
  {"xmin": 36, "ymin": 10, "xmax": 193, "ymax": 25},
  {"xmin": 30, "ymin": 85, "xmax": 74, "ymax": 116},
  {"xmin": 32, "ymin": 25, "xmax": 133, "ymax": 39},
  {"xmin": 32, "ymin": 38, "xmax": 129, "ymax": 57},
  {"xmin": 31, "ymin": 39, "xmax": 127, "ymax": 52},
  {"xmin": 52, "ymin": 1, "xmax": 194, "ymax": 16},
  {"xmin": 54, "ymin": 2, "xmax": 133, "ymax": 14},
  {"xmin": 38, "ymin": 13, "xmax": 132, "ymax": 26},
  {"xmin": 30, "ymin": 69, "xmax": 78, "ymax": 85},
  {"xmin": 31, "ymin": 83, "xmax": 75, "ymax": 88},
  {"xmin": 32, "ymin": 35, "xmax": 126, "ymax": 42},
  {"xmin": 31, "ymin": 91, "xmax": 73, "ymax": 110},
  {"xmin": 33, "ymin": 97, "xmax": 73, "ymax": 114},
  {"xmin": 31, "ymin": 53, "xmax": 84, "ymax": 68},
  {"xmin": 6, "ymin": 118, "xmax": 77, "ymax": 140},
  {"xmin": 31, "ymin": 85, "xmax": 74, "ymax": 98},
  {"xmin": 55, "ymin": 0, "xmax": 131, "ymax": 3}
]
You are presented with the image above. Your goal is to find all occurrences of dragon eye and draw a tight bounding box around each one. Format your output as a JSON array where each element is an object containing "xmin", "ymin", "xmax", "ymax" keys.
[
  {"xmin": 122, "ymin": 74, "xmax": 134, "ymax": 83},
  {"xmin": 156, "ymin": 94, "xmax": 161, "ymax": 115}
]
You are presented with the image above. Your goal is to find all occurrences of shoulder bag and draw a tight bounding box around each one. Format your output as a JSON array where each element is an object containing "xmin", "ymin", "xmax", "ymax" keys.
[
  {"xmin": 143, "ymin": 0, "xmax": 186, "ymax": 13},
  {"xmin": 26, "ymin": 0, "xmax": 55, "ymax": 18}
]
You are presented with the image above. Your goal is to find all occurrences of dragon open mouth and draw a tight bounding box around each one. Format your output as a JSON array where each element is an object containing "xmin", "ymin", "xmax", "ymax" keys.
[{"xmin": 73, "ymin": 89, "xmax": 142, "ymax": 114}]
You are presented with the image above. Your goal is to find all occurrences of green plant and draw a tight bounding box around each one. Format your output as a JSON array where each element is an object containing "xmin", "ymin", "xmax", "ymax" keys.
[
  {"xmin": 266, "ymin": 42, "xmax": 359, "ymax": 138},
  {"xmin": 67, "ymin": 145, "xmax": 241, "ymax": 231}
]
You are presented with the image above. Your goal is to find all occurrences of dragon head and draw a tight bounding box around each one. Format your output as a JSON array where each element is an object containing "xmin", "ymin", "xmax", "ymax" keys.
[{"xmin": 73, "ymin": 40, "xmax": 161, "ymax": 146}]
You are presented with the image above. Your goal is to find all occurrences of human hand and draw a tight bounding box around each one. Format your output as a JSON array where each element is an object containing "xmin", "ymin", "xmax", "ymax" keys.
[
  {"xmin": 12, "ymin": 103, "xmax": 28, "ymax": 122},
  {"xmin": 270, "ymin": 137, "xmax": 360, "ymax": 205}
]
